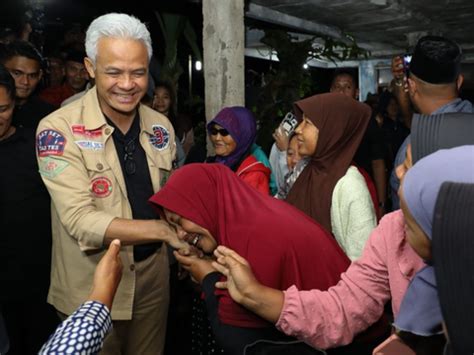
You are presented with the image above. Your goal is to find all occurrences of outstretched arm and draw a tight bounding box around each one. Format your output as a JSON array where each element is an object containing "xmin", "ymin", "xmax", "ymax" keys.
[
  {"xmin": 391, "ymin": 56, "xmax": 413, "ymax": 129},
  {"xmin": 40, "ymin": 240, "xmax": 123, "ymax": 354},
  {"xmin": 212, "ymin": 246, "xmax": 284, "ymax": 323},
  {"xmin": 213, "ymin": 217, "xmax": 397, "ymax": 350}
]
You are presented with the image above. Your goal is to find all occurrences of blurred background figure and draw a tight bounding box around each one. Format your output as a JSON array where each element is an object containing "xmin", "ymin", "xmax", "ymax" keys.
[
  {"xmin": 374, "ymin": 91, "xmax": 410, "ymax": 211},
  {"xmin": 0, "ymin": 63, "xmax": 58, "ymax": 355},
  {"xmin": 44, "ymin": 55, "xmax": 65, "ymax": 88},
  {"xmin": 153, "ymin": 81, "xmax": 194, "ymax": 159},
  {"xmin": 39, "ymin": 49, "xmax": 88, "ymax": 107},
  {"xmin": 0, "ymin": 40, "xmax": 55, "ymax": 130}
]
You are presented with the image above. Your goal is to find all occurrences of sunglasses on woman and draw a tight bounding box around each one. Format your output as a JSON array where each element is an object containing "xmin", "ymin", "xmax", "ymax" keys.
[{"xmin": 209, "ymin": 126, "xmax": 230, "ymax": 137}]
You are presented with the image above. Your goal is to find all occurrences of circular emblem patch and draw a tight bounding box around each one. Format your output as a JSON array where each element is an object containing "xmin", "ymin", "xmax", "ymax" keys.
[
  {"xmin": 91, "ymin": 177, "xmax": 112, "ymax": 198},
  {"xmin": 149, "ymin": 125, "xmax": 170, "ymax": 151}
]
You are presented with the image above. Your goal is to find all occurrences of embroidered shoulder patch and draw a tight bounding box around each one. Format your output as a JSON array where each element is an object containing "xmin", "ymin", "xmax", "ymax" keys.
[
  {"xmin": 149, "ymin": 125, "xmax": 170, "ymax": 151},
  {"xmin": 37, "ymin": 129, "xmax": 67, "ymax": 157},
  {"xmin": 91, "ymin": 177, "xmax": 113, "ymax": 198},
  {"xmin": 38, "ymin": 157, "xmax": 70, "ymax": 178}
]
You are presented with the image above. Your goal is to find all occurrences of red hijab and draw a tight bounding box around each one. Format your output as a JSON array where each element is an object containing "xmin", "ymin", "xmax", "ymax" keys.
[
  {"xmin": 149, "ymin": 163, "xmax": 350, "ymax": 328},
  {"xmin": 286, "ymin": 93, "xmax": 371, "ymax": 232}
]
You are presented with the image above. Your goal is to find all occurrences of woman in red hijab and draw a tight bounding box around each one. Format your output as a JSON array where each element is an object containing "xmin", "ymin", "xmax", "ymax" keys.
[
  {"xmin": 149, "ymin": 163, "xmax": 349, "ymax": 355},
  {"xmin": 286, "ymin": 93, "xmax": 377, "ymax": 260}
]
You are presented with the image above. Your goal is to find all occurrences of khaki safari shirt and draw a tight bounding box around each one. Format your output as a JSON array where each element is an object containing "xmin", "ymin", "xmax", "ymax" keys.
[{"xmin": 36, "ymin": 88, "xmax": 176, "ymax": 319}]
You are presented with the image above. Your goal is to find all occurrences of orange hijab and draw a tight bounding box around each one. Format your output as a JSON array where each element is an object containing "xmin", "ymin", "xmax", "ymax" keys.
[{"xmin": 286, "ymin": 93, "xmax": 371, "ymax": 232}]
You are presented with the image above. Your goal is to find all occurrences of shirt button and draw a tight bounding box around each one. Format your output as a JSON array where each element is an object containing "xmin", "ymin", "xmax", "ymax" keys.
[
  {"xmin": 96, "ymin": 163, "xmax": 104, "ymax": 170},
  {"xmin": 105, "ymin": 128, "xmax": 111, "ymax": 135},
  {"xmin": 130, "ymin": 264, "xmax": 135, "ymax": 271}
]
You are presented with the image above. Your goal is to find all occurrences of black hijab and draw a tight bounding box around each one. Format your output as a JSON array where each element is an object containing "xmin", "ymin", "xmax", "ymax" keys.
[
  {"xmin": 411, "ymin": 112, "xmax": 474, "ymax": 163},
  {"xmin": 433, "ymin": 182, "xmax": 474, "ymax": 355}
]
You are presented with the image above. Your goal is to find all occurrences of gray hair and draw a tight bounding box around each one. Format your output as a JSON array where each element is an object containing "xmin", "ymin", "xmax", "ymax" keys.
[{"xmin": 85, "ymin": 13, "xmax": 152, "ymax": 65}]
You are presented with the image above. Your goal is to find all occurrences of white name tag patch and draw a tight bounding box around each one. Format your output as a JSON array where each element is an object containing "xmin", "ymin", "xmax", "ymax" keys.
[{"xmin": 75, "ymin": 140, "xmax": 105, "ymax": 151}]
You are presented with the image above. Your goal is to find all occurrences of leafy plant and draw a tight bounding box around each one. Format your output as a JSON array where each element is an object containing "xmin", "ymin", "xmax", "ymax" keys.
[
  {"xmin": 154, "ymin": 11, "xmax": 202, "ymax": 89},
  {"xmin": 253, "ymin": 29, "xmax": 369, "ymax": 151}
]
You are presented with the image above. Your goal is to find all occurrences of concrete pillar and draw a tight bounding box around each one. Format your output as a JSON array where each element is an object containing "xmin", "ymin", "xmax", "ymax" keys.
[{"xmin": 202, "ymin": 0, "xmax": 245, "ymax": 153}]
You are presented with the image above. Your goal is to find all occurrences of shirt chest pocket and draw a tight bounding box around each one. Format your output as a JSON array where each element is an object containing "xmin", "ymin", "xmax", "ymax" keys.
[
  {"xmin": 146, "ymin": 150, "xmax": 173, "ymax": 190},
  {"xmin": 83, "ymin": 152, "xmax": 120, "ymax": 205}
]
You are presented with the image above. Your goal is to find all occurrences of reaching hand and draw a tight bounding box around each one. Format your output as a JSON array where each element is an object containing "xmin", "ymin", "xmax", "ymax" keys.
[
  {"xmin": 174, "ymin": 251, "xmax": 215, "ymax": 284},
  {"xmin": 212, "ymin": 246, "xmax": 260, "ymax": 305},
  {"xmin": 177, "ymin": 244, "xmax": 204, "ymax": 258},
  {"xmin": 391, "ymin": 56, "xmax": 404, "ymax": 80},
  {"xmin": 391, "ymin": 56, "xmax": 409, "ymax": 93},
  {"xmin": 272, "ymin": 127, "xmax": 289, "ymax": 152},
  {"xmin": 88, "ymin": 239, "xmax": 123, "ymax": 310},
  {"xmin": 158, "ymin": 220, "xmax": 190, "ymax": 250}
]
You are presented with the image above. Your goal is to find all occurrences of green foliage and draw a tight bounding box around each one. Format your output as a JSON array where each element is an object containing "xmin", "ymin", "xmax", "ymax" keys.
[
  {"xmin": 254, "ymin": 29, "xmax": 368, "ymax": 151},
  {"xmin": 154, "ymin": 11, "xmax": 202, "ymax": 89}
]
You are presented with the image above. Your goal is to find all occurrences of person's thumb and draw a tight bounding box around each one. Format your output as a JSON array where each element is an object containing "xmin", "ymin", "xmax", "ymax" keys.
[{"xmin": 106, "ymin": 239, "xmax": 121, "ymax": 259}]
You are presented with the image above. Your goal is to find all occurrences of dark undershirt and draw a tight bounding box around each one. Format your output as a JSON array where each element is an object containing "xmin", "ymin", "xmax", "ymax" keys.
[{"xmin": 106, "ymin": 114, "xmax": 161, "ymax": 262}]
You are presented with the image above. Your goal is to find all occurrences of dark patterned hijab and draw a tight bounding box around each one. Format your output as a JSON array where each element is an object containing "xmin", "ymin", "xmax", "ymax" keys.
[
  {"xmin": 411, "ymin": 112, "xmax": 474, "ymax": 162},
  {"xmin": 433, "ymin": 182, "xmax": 474, "ymax": 354}
]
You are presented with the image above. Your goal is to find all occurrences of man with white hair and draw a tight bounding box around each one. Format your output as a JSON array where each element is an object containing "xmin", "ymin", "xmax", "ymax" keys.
[{"xmin": 36, "ymin": 13, "xmax": 184, "ymax": 354}]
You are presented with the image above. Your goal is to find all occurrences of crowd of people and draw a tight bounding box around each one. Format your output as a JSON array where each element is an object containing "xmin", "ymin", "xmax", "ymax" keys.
[{"xmin": 0, "ymin": 10, "xmax": 473, "ymax": 355}]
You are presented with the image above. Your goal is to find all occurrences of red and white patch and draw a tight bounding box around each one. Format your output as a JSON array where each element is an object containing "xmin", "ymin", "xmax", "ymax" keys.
[
  {"xmin": 91, "ymin": 177, "xmax": 112, "ymax": 198},
  {"xmin": 71, "ymin": 124, "xmax": 103, "ymax": 138}
]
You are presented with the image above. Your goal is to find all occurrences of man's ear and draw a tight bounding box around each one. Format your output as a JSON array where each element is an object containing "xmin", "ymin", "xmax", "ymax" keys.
[
  {"xmin": 355, "ymin": 88, "xmax": 360, "ymax": 101},
  {"xmin": 84, "ymin": 57, "xmax": 96, "ymax": 79},
  {"xmin": 456, "ymin": 74, "xmax": 464, "ymax": 91}
]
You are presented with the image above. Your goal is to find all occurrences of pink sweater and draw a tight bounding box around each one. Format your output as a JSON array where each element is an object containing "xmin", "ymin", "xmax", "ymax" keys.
[{"xmin": 276, "ymin": 210, "xmax": 425, "ymax": 349}]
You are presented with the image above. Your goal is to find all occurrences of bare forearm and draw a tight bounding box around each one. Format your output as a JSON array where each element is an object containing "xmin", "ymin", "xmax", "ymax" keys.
[
  {"xmin": 392, "ymin": 82, "xmax": 413, "ymax": 129},
  {"xmin": 87, "ymin": 289, "xmax": 114, "ymax": 310},
  {"xmin": 240, "ymin": 284, "xmax": 285, "ymax": 324},
  {"xmin": 104, "ymin": 218, "xmax": 169, "ymax": 245}
]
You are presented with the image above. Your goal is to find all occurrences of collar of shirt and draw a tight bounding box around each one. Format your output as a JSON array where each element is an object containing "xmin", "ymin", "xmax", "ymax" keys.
[
  {"xmin": 81, "ymin": 88, "xmax": 162, "ymax": 137},
  {"xmin": 105, "ymin": 112, "xmax": 141, "ymax": 144},
  {"xmin": 432, "ymin": 98, "xmax": 474, "ymax": 114}
]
